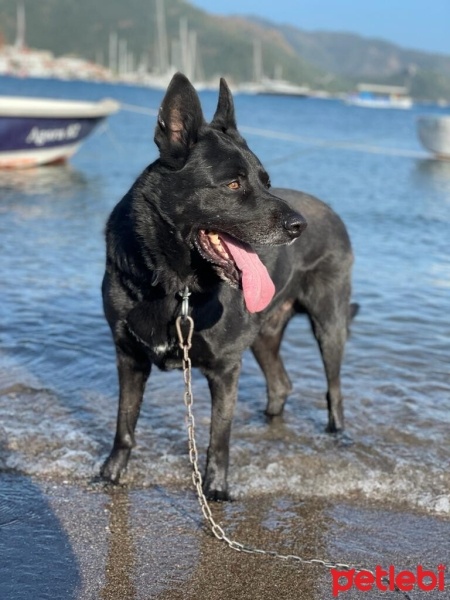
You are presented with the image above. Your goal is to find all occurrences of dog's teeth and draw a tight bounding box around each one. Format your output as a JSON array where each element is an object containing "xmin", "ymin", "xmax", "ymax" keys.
[{"xmin": 208, "ymin": 232, "xmax": 227, "ymax": 253}]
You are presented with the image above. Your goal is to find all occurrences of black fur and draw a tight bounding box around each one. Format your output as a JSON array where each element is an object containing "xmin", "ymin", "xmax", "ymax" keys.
[{"xmin": 100, "ymin": 73, "xmax": 357, "ymax": 500}]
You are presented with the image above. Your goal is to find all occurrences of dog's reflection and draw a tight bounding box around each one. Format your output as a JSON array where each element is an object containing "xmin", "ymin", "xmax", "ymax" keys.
[{"xmin": 100, "ymin": 488, "xmax": 136, "ymax": 600}]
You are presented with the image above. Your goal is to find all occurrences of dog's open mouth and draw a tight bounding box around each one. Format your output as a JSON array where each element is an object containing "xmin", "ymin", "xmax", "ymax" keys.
[{"xmin": 196, "ymin": 230, "xmax": 275, "ymax": 313}]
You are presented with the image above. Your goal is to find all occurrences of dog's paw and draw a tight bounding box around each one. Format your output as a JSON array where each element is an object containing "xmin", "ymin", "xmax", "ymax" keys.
[
  {"xmin": 99, "ymin": 462, "xmax": 122, "ymax": 484},
  {"xmin": 89, "ymin": 475, "xmax": 126, "ymax": 490},
  {"xmin": 327, "ymin": 428, "xmax": 354, "ymax": 447},
  {"xmin": 264, "ymin": 396, "xmax": 288, "ymax": 418},
  {"xmin": 202, "ymin": 478, "xmax": 232, "ymax": 502},
  {"xmin": 264, "ymin": 412, "xmax": 285, "ymax": 426},
  {"xmin": 203, "ymin": 487, "xmax": 233, "ymax": 502},
  {"xmin": 99, "ymin": 449, "xmax": 130, "ymax": 483}
]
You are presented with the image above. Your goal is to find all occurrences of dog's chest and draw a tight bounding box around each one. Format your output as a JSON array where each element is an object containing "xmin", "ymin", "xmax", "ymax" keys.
[
  {"xmin": 125, "ymin": 301, "xmax": 179, "ymax": 362},
  {"xmin": 128, "ymin": 325, "xmax": 216, "ymax": 371},
  {"xmin": 124, "ymin": 298, "xmax": 219, "ymax": 370},
  {"xmin": 150, "ymin": 341, "xmax": 182, "ymax": 370}
]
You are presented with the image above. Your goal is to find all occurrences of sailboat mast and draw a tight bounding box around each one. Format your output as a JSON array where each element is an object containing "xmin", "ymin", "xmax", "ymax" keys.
[
  {"xmin": 15, "ymin": 1, "xmax": 26, "ymax": 49},
  {"xmin": 156, "ymin": 0, "xmax": 169, "ymax": 74},
  {"xmin": 253, "ymin": 39, "xmax": 262, "ymax": 83}
]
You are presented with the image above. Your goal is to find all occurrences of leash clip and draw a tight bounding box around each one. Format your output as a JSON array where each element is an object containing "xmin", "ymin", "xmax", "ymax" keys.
[{"xmin": 179, "ymin": 286, "xmax": 191, "ymax": 320}]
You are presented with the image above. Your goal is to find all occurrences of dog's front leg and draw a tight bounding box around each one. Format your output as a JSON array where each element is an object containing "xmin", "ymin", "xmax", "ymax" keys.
[
  {"xmin": 202, "ymin": 361, "xmax": 241, "ymax": 501},
  {"xmin": 100, "ymin": 349, "xmax": 151, "ymax": 483}
]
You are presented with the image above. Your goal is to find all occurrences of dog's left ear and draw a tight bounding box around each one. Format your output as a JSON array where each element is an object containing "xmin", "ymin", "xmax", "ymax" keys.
[
  {"xmin": 210, "ymin": 78, "xmax": 237, "ymax": 132},
  {"xmin": 154, "ymin": 72, "xmax": 205, "ymax": 168}
]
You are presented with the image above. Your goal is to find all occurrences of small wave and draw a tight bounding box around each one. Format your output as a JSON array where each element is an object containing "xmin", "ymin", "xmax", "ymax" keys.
[{"xmin": 0, "ymin": 384, "xmax": 447, "ymax": 516}]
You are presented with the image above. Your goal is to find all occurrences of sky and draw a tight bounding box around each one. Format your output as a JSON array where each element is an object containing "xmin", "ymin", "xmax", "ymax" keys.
[{"xmin": 188, "ymin": 0, "xmax": 450, "ymax": 56}]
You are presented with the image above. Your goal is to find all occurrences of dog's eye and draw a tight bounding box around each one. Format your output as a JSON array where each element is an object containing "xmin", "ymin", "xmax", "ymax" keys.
[{"xmin": 227, "ymin": 180, "xmax": 241, "ymax": 190}]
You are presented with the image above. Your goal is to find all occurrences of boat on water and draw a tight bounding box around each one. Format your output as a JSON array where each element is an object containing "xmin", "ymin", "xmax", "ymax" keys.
[
  {"xmin": 417, "ymin": 115, "xmax": 450, "ymax": 158},
  {"xmin": 255, "ymin": 78, "xmax": 310, "ymax": 98},
  {"xmin": 238, "ymin": 80, "xmax": 310, "ymax": 97},
  {"xmin": 0, "ymin": 96, "xmax": 120, "ymax": 168},
  {"xmin": 346, "ymin": 84, "xmax": 413, "ymax": 110}
]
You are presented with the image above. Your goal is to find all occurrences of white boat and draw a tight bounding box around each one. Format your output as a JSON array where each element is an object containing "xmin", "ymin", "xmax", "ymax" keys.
[
  {"xmin": 346, "ymin": 84, "xmax": 413, "ymax": 110},
  {"xmin": 255, "ymin": 78, "xmax": 310, "ymax": 98},
  {"xmin": 0, "ymin": 96, "xmax": 120, "ymax": 168},
  {"xmin": 417, "ymin": 115, "xmax": 450, "ymax": 158}
]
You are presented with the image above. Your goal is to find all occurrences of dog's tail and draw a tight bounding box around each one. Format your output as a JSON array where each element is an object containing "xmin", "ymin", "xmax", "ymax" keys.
[
  {"xmin": 347, "ymin": 302, "xmax": 359, "ymax": 336},
  {"xmin": 349, "ymin": 302, "xmax": 359, "ymax": 320}
]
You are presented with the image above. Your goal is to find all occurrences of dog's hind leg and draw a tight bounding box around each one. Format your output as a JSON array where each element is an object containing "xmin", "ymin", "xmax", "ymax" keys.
[
  {"xmin": 252, "ymin": 333, "xmax": 292, "ymax": 418},
  {"xmin": 100, "ymin": 348, "xmax": 151, "ymax": 483},
  {"xmin": 303, "ymin": 287, "xmax": 349, "ymax": 434},
  {"xmin": 251, "ymin": 300, "xmax": 294, "ymax": 417},
  {"xmin": 202, "ymin": 362, "xmax": 241, "ymax": 501}
]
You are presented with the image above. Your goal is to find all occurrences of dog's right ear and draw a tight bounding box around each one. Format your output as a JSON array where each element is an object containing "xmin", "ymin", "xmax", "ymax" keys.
[{"xmin": 154, "ymin": 73, "xmax": 204, "ymax": 168}]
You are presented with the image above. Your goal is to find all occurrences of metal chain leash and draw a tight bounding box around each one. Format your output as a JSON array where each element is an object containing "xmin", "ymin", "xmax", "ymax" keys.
[{"xmin": 175, "ymin": 302, "xmax": 413, "ymax": 599}]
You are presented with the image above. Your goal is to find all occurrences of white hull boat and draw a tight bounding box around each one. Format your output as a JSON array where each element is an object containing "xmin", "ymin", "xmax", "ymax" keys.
[
  {"xmin": 0, "ymin": 96, "xmax": 119, "ymax": 168},
  {"xmin": 417, "ymin": 115, "xmax": 450, "ymax": 158}
]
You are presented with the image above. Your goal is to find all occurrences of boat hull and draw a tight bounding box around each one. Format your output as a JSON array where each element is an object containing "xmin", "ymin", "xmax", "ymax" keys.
[
  {"xmin": 346, "ymin": 96, "xmax": 413, "ymax": 109},
  {"xmin": 0, "ymin": 96, "xmax": 119, "ymax": 168},
  {"xmin": 0, "ymin": 116, "xmax": 103, "ymax": 167},
  {"xmin": 417, "ymin": 115, "xmax": 450, "ymax": 158}
]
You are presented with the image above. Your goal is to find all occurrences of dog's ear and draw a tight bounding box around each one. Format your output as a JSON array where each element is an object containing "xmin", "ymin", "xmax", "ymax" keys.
[
  {"xmin": 210, "ymin": 77, "xmax": 237, "ymax": 132},
  {"xmin": 154, "ymin": 72, "xmax": 204, "ymax": 168}
]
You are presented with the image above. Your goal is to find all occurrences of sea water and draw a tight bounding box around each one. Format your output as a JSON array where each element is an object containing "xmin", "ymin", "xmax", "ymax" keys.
[{"xmin": 0, "ymin": 76, "xmax": 448, "ymax": 514}]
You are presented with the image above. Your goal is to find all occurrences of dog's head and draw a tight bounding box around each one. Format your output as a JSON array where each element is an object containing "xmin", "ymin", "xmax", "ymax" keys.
[{"xmin": 153, "ymin": 73, "xmax": 307, "ymax": 312}]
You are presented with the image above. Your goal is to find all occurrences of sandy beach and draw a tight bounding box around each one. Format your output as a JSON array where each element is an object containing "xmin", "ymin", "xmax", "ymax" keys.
[{"xmin": 0, "ymin": 473, "xmax": 448, "ymax": 600}]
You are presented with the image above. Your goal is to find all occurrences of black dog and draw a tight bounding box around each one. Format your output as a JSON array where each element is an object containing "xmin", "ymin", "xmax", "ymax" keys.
[{"xmin": 101, "ymin": 73, "xmax": 357, "ymax": 500}]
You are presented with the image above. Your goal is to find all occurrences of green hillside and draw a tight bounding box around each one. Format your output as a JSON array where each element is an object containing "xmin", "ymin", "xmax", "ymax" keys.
[
  {"xmin": 0, "ymin": 0, "xmax": 337, "ymax": 88},
  {"xmin": 254, "ymin": 19, "xmax": 450, "ymax": 101},
  {"xmin": 0, "ymin": 0, "xmax": 449, "ymax": 100}
]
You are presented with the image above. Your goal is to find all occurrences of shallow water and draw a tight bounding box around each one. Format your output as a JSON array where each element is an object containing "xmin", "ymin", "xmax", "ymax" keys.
[{"xmin": 0, "ymin": 77, "xmax": 449, "ymax": 514}]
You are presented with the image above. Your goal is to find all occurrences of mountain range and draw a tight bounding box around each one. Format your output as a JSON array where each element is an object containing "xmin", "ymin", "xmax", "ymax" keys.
[{"xmin": 0, "ymin": 0, "xmax": 449, "ymax": 101}]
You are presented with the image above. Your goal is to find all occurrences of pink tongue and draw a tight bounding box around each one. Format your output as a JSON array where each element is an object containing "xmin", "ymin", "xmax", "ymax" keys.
[{"xmin": 220, "ymin": 233, "xmax": 275, "ymax": 313}]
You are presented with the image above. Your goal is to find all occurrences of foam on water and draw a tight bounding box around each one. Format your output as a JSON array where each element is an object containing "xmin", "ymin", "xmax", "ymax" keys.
[{"xmin": 0, "ymin": 372, "xmax": 447, "ymax": 515}]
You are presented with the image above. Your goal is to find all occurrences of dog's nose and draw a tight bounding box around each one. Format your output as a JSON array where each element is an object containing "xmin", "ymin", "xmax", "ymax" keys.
[{"xmin": 283, "ymin": 214, "xmax": 307, "ymax": 238}]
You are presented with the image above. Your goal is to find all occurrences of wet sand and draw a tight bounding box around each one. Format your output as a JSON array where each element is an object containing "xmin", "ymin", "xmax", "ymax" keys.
[{"xmin": 0, "ymin": 474, "xmax": 448, "ymax": 600}]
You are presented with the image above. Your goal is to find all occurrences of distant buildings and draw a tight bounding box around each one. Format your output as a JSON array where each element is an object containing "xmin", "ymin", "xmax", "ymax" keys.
[{"xmin": 0, "ymin": 44, "xmax": 112, "ymax": 81}]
